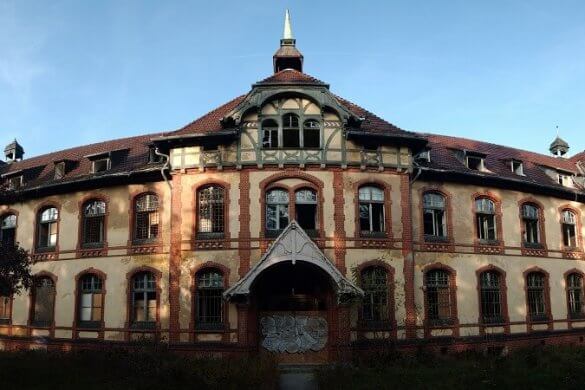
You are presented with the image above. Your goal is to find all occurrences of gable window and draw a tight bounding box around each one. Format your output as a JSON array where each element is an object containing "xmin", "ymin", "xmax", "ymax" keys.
[
  {"xmin": 526, "ymin": 272, "xmax": 548, "ymax": 321},
  {"xmin": 266, "ymin": 189, "xmax": 289, "ymax": 236},
  {"xmin": 466, "ymin": 155, "xmax": 484, "ymax": 171},
  {"xmin": 282, "ymin": 113, "xmax": 300, "ymax": 148},
  {"xmin": 479, "ymin": 271, "xmax": 503, "ymax": 323},
  {"xmin": 195, "ymin": 270, "xmax": 224, "ymax": 330},
  {"xmin": 562, "ymin": 210, "xmax": 577, "ymax": 248},
  {"xmin": 261, "ymin": 119, "xmax": 279, "ymax": 149},
  {"xmin": 511, "ymin": 160, "xmax": 524, "ymax": 175},
  {"xmin": 425, "ymin": 269, "xmax": 453, "ymax": 324},
  {"xmin": 567, "ymin": 273, "xmax": 584, "ymax": 319},
  {"xmin": 134, "ymin": 194, "xmax": 159, "ymax": 242},
  {"xmin": 82, "ymin": 200, "xmax": 106, "ymax": 248},
  {"xmin": 522, "ymin": 204, "xmax": 541, "ymax": 246},
  {"xmin": 92, "ymin": 158, "xmax": 110, "ymax": 173},
  {"xmin": 361, "ymin": 267, "xmax": 388, "ymax": 324},
  {"xmin": 475, "ymin": 198, "xmax": 497, "ymax": 242},
  {"xmin": 131, "ymin": 272, "xmax": 157, "ymax": 327},
  {"xmin": 303, "ymin": 119, "xmax": 320, "ymax": 148},
  {"xmin": 54, "ymin": 162, "xmax": 66, "ymax": 180},
  {"xmin": 358, "ymin": 186, "xmax": 385, "ymax": 236},
  {"xmin": 197, "ymin": 186, "xmax": 225, "ymax": 238},
  {"xmin": 37, "ymin": 207, "xmax": 59, "ymax": 251},
  {"xmin": 423, "ymin": 192, "xmax": 446, "ymax": 239},
  {"xmin": 295, "ymin": 188, "xmax": 318, "ymax": 235},
  {"xmin": 78, "ymin": 274, "xmax": 104, "ymax": 328},
  {"xmin": 31, "ymin": 276, "xmax": 56, "ymax": 327},
  {"xmin": 0, "ymin": 214, "xmax": 17, "ymax": 247}
]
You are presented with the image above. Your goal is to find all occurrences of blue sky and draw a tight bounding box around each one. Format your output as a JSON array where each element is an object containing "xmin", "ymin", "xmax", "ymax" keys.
[{"xmin": 1, "ymin": 0, "xmax": 584, "ymax": 158}]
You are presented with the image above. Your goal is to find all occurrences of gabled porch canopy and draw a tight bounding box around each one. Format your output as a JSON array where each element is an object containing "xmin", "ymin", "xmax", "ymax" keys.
[{"xmin": 224, "ymin": 221, "xmax": 363, "ymax": 302}]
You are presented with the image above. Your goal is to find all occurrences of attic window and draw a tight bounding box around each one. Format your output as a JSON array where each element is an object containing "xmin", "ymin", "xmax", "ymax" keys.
[
  {"xmin": 466, "ymin": 155, "xmax": 485, "ymax": 171},
  {"xmin": 416, "ymin": 150, "xmax": 431, "ymax": 163},
  {"xmin": 149, "ymin": 147, "xmax": 162, "ymax": 163},
  {"xmin": 7, "ymin": 176, "xmax": 23, "ymax": 190},
  {"xmin": 54, "ymin": 162, "xmax": 66, "ymax": 180},
  {"xmin": 92, "ymin": 158, "xmax": 110, "ymax": 173},
  {"xmin": 511, "ymin": 160, "xmax": 524, "ymax": 175},
  {"xmin": 558, "ymin": 173, "xmax": 572, "ymax": 187}
]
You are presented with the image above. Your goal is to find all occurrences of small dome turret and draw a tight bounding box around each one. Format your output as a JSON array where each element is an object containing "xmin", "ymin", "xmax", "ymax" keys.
[{"xmin": 549, "ymin": 135, "xmax": 569, "ymax": 158}]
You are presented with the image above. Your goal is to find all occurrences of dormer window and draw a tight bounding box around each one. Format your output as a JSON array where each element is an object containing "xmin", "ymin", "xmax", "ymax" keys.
[
  {"xmin": 416, "ymin": 150, "xmax": 431, "ymax": 163},
  {"xmin": 54, "ymin": 162, "xmax": 66, "ymax": 180},
  {"xmin": 466, "ymin": 155, "xmax": 485, "ymax": 171},
  {"xmin": 148, "ymin": 147, "xmax": 163, "ymax": 163},
  {"xmin": 7, "ymin": 175, "xmax": 23, "ymax": 190},
  {"xmin": 511, "ymin": 160, "xmax": 524, "ymax": 175},
  {"xmin": 558, "ymin": 173, "xmax": 571, "ymax": 187},
  {"xmin": 92, "ymin": 158, "xmax": 110, "ymax": 173}
]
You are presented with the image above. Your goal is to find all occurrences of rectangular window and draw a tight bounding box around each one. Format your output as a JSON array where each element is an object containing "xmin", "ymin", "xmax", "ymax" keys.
[
  {"xmin": 511, "ymin": 160, "xmax": 524, "ymax": 175},
  {"xmin": 466, "ymin": 156, "xmax": 484, "ymax": 171},
  {"xmin": 477, "ymin": 214, "xmax": 497, "ymax": 241},
  {"xmin": 296, "ymin": 203, "xmax": 317, "ymax": 231},
  {"xmin": 83, "ymin": 217, "xmax": 105, "ymax": 246},
  {"xmin": 0, "ymin": 296, "xmax": 10, "ymax": 321},
  {"xmin": 524, "ymin": 220, "xmax": 539, "ymax": 244},
  {"xmin": 54, "ymin": 162, "xmax": 66, "ymax": 180},
  {"xmin": 80, "ymin": 292, "xmax": 103, "ymax": 322},
  {"xmin": 563, "ymin": 224, "xmax": 577, "ymax": 248},
  {"xmin": 282, "ymin": 128, "xmax": 300, "ymax": 148},
  {"xmin": 303, "ymin": 128, "xmax": 320, "ymax": 148},
  {"xmin": 92, "ymin": 158, "xmax": 110, "ymax": 173},
  {"xmin": 262, "ymin": 129, "xmax": 279, "ymax": 148},
  {"xmin": 423, "ymin": 209, "xmax": 445, "ymax": 238},
  {"xmin": 7, "ymin": 176, "xmax": 23, "ymax": 190},
  {"xmin": 133, "ymin": 291, "xmax": 157, "ymax": 323}
]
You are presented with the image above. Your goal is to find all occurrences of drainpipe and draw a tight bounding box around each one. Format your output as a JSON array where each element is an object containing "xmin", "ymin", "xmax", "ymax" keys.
[{"xmin": 154, "ymin": 147, "xmax": 172, "ymax": 190}]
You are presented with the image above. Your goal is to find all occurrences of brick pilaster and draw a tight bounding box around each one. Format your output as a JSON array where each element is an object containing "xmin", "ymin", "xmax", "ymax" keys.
[
  {"xmin": 238, "ymin": 170, "xmax": 251, "ymax": 277},
  {"xmin": 333, "ymin": 170, "xmax": 347, "ymax": 274},
  {"xmin": 401, "ymin": 174, "xmax": 416, "ymax": 339},
  {"xmin": 169, "ymin": 174, "xmax": 182, "ymax": 343}
]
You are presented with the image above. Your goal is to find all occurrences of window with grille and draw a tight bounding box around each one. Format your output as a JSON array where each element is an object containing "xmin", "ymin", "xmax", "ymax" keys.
[
  {"xmin": 266, "ymin": 189, "xmax": 289, "ymax": 236},
  {"xmin": 78, "ymin": 274, "xmax": 103, "ymax": 327},
  {"xmin": 359, "ymin": 186, "xmax": 385, "ymax": 236},
  {"xmin": 134, "ymin": 194, "xmax": 159, "ymax": 242},
  {"xmin": 32, "ymin": 277, "xmax": 56, "ymax": 327},
  {"xmin": 197, "ymin": 186, "xmax": 225, "ymax": 238},
  {"xmin": 475, "ymin": 198, "xmax": 497, "ymax": 242},
  {"xmin": 522, "ymin": 204, "xmax": 541, "ymax": 245},
  {"xmin": 0, "ymin": 214, "xmax": 17, "ymax": 247},
  {"xmin": 196, "ymin": 270, "xmax": 224, "ymax": 329},
  {"xmin": 562, "ymin": 210, "xmax": 577, "ymax": 248},
  {"xmin": 425, "ymin": 269, "xmax": 452, "ymax": 323},
  {"xmin": 37, "ymin": 207, "xmax": 59, "ymax": 250},
  {"xmin": 479, "ymin": 271, "xmax": 503, "ymax": 323},
  {"xmin": 567, "ymin": 273, "xmax": 584, "ymax": 319},
  {"xmin": 282, "ymin": 113, "xmax": 300, "ymax": 148},
  {"xmin": 295, "ymin": 188, "xmax": 317, "ymax": 235},
  {"xmin": 82, "ymin": 200, "xmax": 106, "ymax": 248},
  {"xmin": 303, "ymin": 119, "xmax": 320, "ymax": 148},
  {"xmin": 131, "ymin": 272, "xmax": 157, "ymax": 327},
  {"xmin": 423, "ymin": 192, "xmax": 446, "ymax": 239},
  {"xmin": 361, "ymin": 267, "xmax": 388, "ymax": 325},
  {"xmin": 527, "ymin": 272, "xmax": 547, "ymax": 321},
  {"xmin": 261, "ymin": 119, "xmax": 279, "ymax": 148},
  {"xmin": 0, "ymin": 295, "xmax": 11, "ymax": 322}
]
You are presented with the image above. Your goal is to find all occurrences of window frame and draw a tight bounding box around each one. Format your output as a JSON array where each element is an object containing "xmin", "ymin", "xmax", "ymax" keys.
[
  {"xmin": 524, "ymin": 269, "xmax": 551, "ymax": 324},
  {"xmin": 422, "ymin": 190, "xmax": 449, "ymax": 242},
  {"xmin": 559, "ymin": 207, "xmax": 581, "ymax": 252},
  {"xmin": 423, "ymin": 265, "xmax": 458, "ymax": 331},
  {"xmin": 195, "ymin": 185, "xmax": 227, "ymax": 240},
  {"xmin": 473, "ymin": 195, "xmax": 502, "ymax": 247},
  {"xmin": 565, "ymin": 271, "xmax": 585, "ymax": 320},
  {"xmin": 0, "ymin": 212, "xmax": 18, "ymax": 248},
  {"xmin": 75, "ymin": 270, "xmax": 106, "ymax": 330},
  {"xmin": 0, "ymin": 285, "xmax": 12, "ymax": 325},
  {"xmin": 265, "ymin": 187, "xmax": 290, "ymax": 237},
  {"xmin": 132, "ymin": 192, "xmax": 160, "ymax": 244},
  {"xmin": 465, "ymin": 155, "xmax": 485, "ymax": 171},
  {"xmin": 91, "ymin": 158, "xmax": 111, "ymax": 173},
  {"xmin": 358, "ymin": 185, "xmax": 387, "ymax": 237},
  {"xmin": 79, "ymin": 198, "xmax": 108, "ymax": 250},
  {"xmin": 193, "ymin": 268, "xmax": 226, "ymax": 331},
  {"xmin": 294, "ymin": 187, "xmax": 319, "ymax": 236},
  {"xmin": 127, "ymin": 268, "xmax": 161, "ymax": 329},
  {"xmin": 34, "ymin": 205, "xmax": 60, "ymax": 253},
  {"xmin": 29, "ymin": 273, "xmax": 57, "ymax": 329},
  {"xmin": 519, "ymin": 201, "xmax": 546, "ymax": 251},
  {"xmin": 476, "ymin": 266, "xmax": 509, "ymax": 332}
]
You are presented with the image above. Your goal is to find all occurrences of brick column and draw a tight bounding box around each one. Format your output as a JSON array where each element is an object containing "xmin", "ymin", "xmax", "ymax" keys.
[
  {"xmin": 401, "ymin": 174, "xmax": 416, "ymax": 339},
  {"xmin": 169, "ymin": 173, "xmax": 182, "ymax": 343},
  {"xmin": 333, "ymin": 170, "xmax": 347, "ymax": 275},
  {"xmin": 238, "ymin": 170, "xmax": 251, "ymax": 277}
]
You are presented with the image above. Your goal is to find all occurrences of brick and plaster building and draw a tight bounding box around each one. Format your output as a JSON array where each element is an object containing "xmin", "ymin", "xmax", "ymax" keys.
[{"xmin": 1, "ymin": 12, "xmax": 585, "ymax": 363}]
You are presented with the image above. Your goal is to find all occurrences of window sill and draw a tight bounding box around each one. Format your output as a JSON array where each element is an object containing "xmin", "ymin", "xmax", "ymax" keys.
[{"xmin": 195, "ymin": 232, "xmax": 225, "ymax": 240}]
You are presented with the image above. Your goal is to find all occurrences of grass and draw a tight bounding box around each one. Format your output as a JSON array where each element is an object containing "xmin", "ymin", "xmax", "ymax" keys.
[
  {"xmin": 0, "ymin": 344, "xmax": 279, "ymax": 390},
  {"xmin": 317, "ymin": 345, "xmax": 585, "ymax": 390}
]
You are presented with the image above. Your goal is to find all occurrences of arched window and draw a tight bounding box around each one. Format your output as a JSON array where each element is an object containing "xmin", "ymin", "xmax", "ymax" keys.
[
  {"xmin": 425, "ymin": 269, "xmax": 452, "ymax": 323},
  {"xmin": 266, "ymin": 189, "xmax": 289, "ymax": 236},
  {"xmin": 37, "ymin": 207, "xmax": 59, "ymax": 250},
  {"xmin": 423, "ymin": 192, "xmax": 446, "ymax": 239},
  {"xmin": 31, "ymin": 276, "xmax": 56, "ymax": 327},
  {"xmin": 522, "ymin": 204, "xmax": 541, "ymax": 246},
  {"xmin": 282, "ymin": 113, "xmax": 300, "ymax": 148},
  {"xmin": 475, "ymin": 198, "xmax": 496, "ymax": 241},
  {"xmin": 0, "ymin": 214, "xmax": 17, "ymax": 247},
  {"xmin": 567, "ymin": 273, "xmax": 584, "ymax": 319},
  {"xmin": 134, "ymin": 194, "xmax": 159, "ymax": 242},
  {"xmin": 261, "ymin": 119, "xmax": 279, "ymax": 149},
  {"xmin": 82, "ymin": 200, "xmax": 106, "ymax": 248},
  {"xmin": 78, "ymin": 274, "xmax": 104, "ymax": 327},
  {"xmin": 131, "ymin": 272, "xmax": 157, "ymax": 326},
  {"xmin": 295, "ymin": 188, "xmax": 317, "ymax": 234},
  {"xmin": 361, "ymin": 267, "xmax": 388, "ymax": 323},
  {"xmin": 562, "ymin": 210, "xmax": 577, "ymax": 248},
  {"xmin": 197, "ymin": 186, "xmax": 225, "ymax": 238},
  {"xmin": 359, "ymin": 186, "xmax": 385, "ymax": 235},
  {"xmin": 195, "ymin": 269, "xmax": 225, "ymax": 329},
  {"xmin": 526, "ymin": 272, "xmax": 548, "ymax": 321},
  {"xmin": 303, "ymin": 119, "xmax": 320, "ymax": 148},
  {"xmin": 479, "ymin": 271, "xmax": 503, "ymax": 323}
]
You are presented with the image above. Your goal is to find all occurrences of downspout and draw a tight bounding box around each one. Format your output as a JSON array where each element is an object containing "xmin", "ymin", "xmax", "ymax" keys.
[{"xmin": 154, "ymin": 147, "xmax": 172, "ymax": 190}]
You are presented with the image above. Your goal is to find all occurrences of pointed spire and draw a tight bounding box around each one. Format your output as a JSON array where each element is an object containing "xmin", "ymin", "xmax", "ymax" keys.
[
  {"xmin": 283, "ymin": 9, "xmax": 294, "ymax": 40},
  {"xmin": 274, "ymin": 9, "xmax": 303, "ymax": 73}
]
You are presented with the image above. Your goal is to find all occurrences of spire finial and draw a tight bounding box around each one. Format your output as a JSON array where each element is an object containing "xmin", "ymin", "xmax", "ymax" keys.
[{"xmin": 283, "ymin": 9, "xmax": 293, "ymax": 40}]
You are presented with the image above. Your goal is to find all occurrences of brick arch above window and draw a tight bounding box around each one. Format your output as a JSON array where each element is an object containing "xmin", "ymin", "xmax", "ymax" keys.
[
  {"xmin": 32, "ymin": 200, "xmax": 62, "ymax": 259},
  {"xmin": 518, "ymin": 198, "xmax": 548, "ymax": 256},
  {"xmin": 558, "ymin": 205, "xmax": 583, "ymax": 257},
  {"xmin": 475, "ymin": 264, "xmax": 510, "ymax": 334},
  {"xmin": 418, "ymin": 187, "xmax": 454, "ymax": 252},
  {"xmin": 128, "ymin": 190, "xmax": 164, "ymax": 254},
  {"xmin": 353, "ymin": 179, "xmax": 393, "ymax": 245},
  {"xmin": 192, "ymin": 180, "xmax": 231, "ymax": 249}
]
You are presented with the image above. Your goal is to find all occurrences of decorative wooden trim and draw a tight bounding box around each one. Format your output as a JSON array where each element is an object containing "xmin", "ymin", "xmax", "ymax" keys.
[
  {"xmin": 518, "ymin": 198, "xmax": 548, "ymax": 257},
  {"xmin": 421, "ymin": 262, "xmax": 459, "ymax": 338},
  {"xmin": 76, "ymin": 194, "xmax": 110, "ymax": 258},
  {"xmin": 523, "ymin": 266, "xmax": 553, "ymax": 332},
  {"xmin": 27, "ymin": 271, "xmax": 58, "ymax": 338},
  {"xmin": 353, "ymin": 178, "xmax": 394, "ymax": 248},
  {"xmin": 475, "ymin": 264, "xmax": 510, "ymax": 335},
  {"xmin": 471, "ymin": 192, "xmax": 504, "ymax": 254},
  {"xmin": 72, "ymin": 268, "xmax": 107, "ymax": 340},
  {"xmin": 124, "ymin": 266, "xmax": 162, "ymax": 341},
  {"xmin": 418, "ymin": 186, "xmax": 455, "ymax": 252},
  {"xmin": 127, "ymin": 189, "xmax": 164, "ymax": 255},
  {"xmin": 558, "ymin": 205, "xmax": 583, "ymax": 259}
]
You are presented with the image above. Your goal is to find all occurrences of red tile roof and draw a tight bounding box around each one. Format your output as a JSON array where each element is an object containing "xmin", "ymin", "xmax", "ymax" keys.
[{"xmin": 256, "ymin": 69, "xmax": 326, "ymax": 85}]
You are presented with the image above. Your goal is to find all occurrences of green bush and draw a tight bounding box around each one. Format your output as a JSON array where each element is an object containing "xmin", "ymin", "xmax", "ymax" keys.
[{"xmin": 0, "ymin": 346, "xmax": 279, "ymax": 390}]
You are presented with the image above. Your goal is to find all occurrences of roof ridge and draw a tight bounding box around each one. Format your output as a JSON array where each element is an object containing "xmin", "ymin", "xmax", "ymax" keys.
[{"xmin": 256, "ymin": 69, "xmax": 327, "ymax": 85}]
